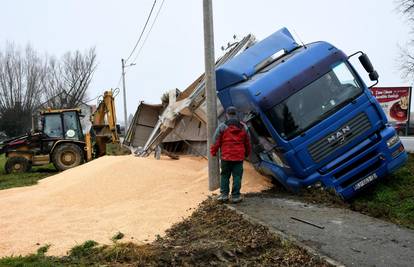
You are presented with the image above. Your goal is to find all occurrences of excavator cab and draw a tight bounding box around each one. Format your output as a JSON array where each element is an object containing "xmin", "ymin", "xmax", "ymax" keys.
[{"xmin": 42, "ymin": 109, "xmax": 84, "ymax": 142}]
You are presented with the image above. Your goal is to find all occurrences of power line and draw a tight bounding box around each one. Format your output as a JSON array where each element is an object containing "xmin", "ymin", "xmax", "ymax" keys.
[
  {"xmin": 118, "ymin": 0, "xmax": 165, "ymax": 88},
  {"xmin": 131, "ymin": 0, "xmax": 165, "ymax": 64},
  {"xmin": 116, "ymin": 75, "xmax": 122, "ymax": 88},
  {"xmin": 84, "ymin": 95, "xmax": 100, "ymax": 103},
  {"xmin": 125, "ymin": 0, "xmax": 157, "ymax": 63}
]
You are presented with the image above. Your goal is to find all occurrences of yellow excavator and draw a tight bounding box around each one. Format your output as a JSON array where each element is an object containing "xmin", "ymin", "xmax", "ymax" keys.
[{"xmin": 0, "ymin": 90, "xmax": 131, "ymax": 173}]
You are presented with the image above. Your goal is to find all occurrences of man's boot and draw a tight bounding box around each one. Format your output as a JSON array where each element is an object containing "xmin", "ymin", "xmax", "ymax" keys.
[
  {"xmin": 217, "ymin": 194, "xmax": 229, "ymax": 203},
  {"xmin": 231, "ymin": 195, "xmax": 243, "ymax": 203}
]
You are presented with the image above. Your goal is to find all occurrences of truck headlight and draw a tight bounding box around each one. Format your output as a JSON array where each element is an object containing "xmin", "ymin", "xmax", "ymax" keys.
[{"xmin": 387, "ymin": 134, "xmax": 400, "ymax": 148}]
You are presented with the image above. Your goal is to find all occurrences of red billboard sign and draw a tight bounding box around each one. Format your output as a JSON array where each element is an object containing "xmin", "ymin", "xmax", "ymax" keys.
[{"xmin": 370, "ymin": 87, "xmax": 412, "ymax": 123}]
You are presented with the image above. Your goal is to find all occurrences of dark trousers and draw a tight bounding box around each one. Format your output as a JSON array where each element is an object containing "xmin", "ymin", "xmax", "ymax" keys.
[{"xmin": 220, "ymin": 160, "xmax": 243, "ymax": 197}]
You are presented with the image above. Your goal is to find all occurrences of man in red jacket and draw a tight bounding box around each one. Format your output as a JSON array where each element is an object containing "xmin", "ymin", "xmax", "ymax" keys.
[{"xmin": 210, "ymin": 106, "xmax": 251, "ymax": 203}]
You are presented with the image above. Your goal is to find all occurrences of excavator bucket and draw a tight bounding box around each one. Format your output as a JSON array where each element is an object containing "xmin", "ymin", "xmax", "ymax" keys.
[{"xmin": 106, "ymin": 143, "xmax": 132, "ymax": 156}]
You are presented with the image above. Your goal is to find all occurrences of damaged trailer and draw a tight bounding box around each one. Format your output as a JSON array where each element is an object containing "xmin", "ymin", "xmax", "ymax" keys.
[
  {"xmin": 124, "ymin": 34, "xmax": 256, "ymax": 157},
  {"xmin": 124, "ymin": 102, "xmax": 207, "ymax": 156}
]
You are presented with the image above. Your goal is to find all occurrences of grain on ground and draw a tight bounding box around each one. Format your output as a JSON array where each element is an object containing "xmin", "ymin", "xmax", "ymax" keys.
[{"xmin": 0, "ymin": 155, "xmax": 271, "ymax": 256}]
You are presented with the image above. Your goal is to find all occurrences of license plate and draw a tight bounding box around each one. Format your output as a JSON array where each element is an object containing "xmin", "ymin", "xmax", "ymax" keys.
[{"xmin": 353, "ymin": 173, "xmax": 378, "ymax": 190}]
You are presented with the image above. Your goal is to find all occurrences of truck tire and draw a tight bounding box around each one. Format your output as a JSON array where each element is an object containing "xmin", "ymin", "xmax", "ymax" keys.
[
  {"xmin": 5, "ymin": 157, "xmax": 32, "ymax": 174},
  {"xmin": 52, "ymin": 143, "xmax": 84, "ymax": 171}
]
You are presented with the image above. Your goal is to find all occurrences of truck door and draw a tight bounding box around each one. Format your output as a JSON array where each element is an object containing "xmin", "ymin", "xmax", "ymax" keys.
[{"xmin": 248, "ymin": 114, "xmax": 287, "ymax": 168}]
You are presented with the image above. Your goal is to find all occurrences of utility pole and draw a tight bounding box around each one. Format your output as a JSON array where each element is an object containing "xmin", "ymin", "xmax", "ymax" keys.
[
  {"xmin": 203, "ymin": 0, "xmax": 220, "ymax": 191},
  {"xmin": 121, "ymin": 59, "xmax": 136, "ymax": 131},
  {"xmin": 121, "ymin": 58, "xmax": 128, "ymax": 131}
]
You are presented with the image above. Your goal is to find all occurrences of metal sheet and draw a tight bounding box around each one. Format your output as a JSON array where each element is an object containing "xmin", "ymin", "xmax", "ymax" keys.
[
  {"xmin": 164, "ymin": 116, "xmax": 206, "ymax": 142},
  {"xmin": 123, "ymin": 102, "xmax": 162, "ymax": 147}
]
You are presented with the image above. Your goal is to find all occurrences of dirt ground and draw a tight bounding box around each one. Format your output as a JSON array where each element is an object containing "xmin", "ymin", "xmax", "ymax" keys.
[
  {"xmin": 0, "ymin": 155, "xmax": 271, "ymax": 257},
  {"xmin": 141, "ymin": 198, "xmax": 329, "ymax": 266}
]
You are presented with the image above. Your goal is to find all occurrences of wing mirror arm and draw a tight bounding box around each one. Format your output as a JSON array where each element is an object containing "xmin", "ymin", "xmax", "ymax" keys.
[{"xmin": 348, "ymin": 51, "xmax": 379, "ymax": 88}]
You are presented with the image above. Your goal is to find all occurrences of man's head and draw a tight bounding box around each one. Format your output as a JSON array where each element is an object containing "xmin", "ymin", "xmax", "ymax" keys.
[{"xmin": 226, "ymin": 106, "xmax": 238, "ymax": 120}]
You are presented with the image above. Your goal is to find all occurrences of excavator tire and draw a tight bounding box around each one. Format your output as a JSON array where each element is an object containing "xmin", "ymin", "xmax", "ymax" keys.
[
  {"xmin": 52, "ymin": 143, "xmax": 84, "ymax": 171},
  {"xmin": 5, "ymin": 157, "xmax": 32, "ymax": 174}
]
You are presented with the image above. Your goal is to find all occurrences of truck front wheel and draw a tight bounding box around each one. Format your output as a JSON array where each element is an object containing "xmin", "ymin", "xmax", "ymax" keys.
[
  {"xmin": 52, "ymin": 143, "xmax": 84, "ymax": 171},
  {"xmin": 5, "ymin": 157, "xmax": 32, "ymax": 174}
]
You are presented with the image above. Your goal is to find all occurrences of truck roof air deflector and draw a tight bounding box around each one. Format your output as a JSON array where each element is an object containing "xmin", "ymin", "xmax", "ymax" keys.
[{"xmin": 216, "ymin": 27, "xmax": 299, "ymax": 91}]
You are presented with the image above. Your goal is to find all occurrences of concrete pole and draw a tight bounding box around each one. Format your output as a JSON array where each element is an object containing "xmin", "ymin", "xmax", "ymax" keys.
[
  {"xmin": 121, "ymin": 58, "xmax": 128, "ymax": 131},
  {"xmin": 203, "ymin": 0, "xmax": 220, "ymax": 191}
]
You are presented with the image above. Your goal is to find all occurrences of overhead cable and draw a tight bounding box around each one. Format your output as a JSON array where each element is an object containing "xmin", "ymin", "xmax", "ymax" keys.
[
  {"xmin": 131, "ymin": 0, "xmax": 166, "ymax": 64},
  {"xmin": 125, "ymin": 0, "xmax": 157, "ymax": 63}
]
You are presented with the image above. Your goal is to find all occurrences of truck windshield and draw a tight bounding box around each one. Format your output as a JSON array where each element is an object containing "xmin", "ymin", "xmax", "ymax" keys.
[{"xmin": 267, "ymin": 62, "xmax": 363, "ymax": 140}]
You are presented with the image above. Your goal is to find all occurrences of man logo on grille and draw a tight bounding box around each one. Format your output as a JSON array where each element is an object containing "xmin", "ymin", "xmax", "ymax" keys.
[{"xmin": 327, "ymin": 125, "xmax": 351, "ymax": 145}]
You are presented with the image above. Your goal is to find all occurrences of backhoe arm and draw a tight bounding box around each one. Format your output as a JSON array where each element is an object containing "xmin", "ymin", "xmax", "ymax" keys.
[
  {"xmin": 91, "ymin": 90, "xmax": 130, "ymax": 157},
  {"xmin": 92, "ymin": 90, "xmax": 120, "ymax": 143}
]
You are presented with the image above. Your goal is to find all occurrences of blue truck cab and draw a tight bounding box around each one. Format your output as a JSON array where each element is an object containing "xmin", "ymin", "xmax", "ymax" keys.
[{"xmin": 216, "ymin": 28, "xmax": 407, "ymax": 199}]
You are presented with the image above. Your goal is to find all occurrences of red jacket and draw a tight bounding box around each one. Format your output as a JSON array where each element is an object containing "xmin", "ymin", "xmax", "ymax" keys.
[{"xmin": 210, "ymin": 119, "xmax": 251, "ymax": 161}]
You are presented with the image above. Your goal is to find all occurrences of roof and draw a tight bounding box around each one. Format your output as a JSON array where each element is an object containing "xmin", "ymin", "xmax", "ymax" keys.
[{"xmin": 40, "ymin": 108, "xmax": 82, "ymax": 114}]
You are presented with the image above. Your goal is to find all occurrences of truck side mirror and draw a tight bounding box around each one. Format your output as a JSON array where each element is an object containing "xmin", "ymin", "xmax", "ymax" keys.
[
  {"xmin": 369, "ymin": 70, "xmax": 379, "ymax": 81},
  {"xmin": 358, "ymin": 53, "xmax": 374, "ymax": 73},
  {"xmin": 349, "ymin": 51, "xmax": 379, "ymax": 87},
  {"xmin": 358, "ymin": 53, "xmax": 379, "ymax": 82}
]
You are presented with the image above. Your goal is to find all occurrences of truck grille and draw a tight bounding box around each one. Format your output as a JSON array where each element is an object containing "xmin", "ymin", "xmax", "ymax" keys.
[{"xmin": 308, "ymin": 113, "xmax": 371, "ymax": 163}]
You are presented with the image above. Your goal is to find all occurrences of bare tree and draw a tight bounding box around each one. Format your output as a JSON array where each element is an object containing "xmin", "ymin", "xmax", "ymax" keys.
[
  {"xmin": 0, "ymin": 44, "xmax": 45, "ymax": 137},
  {"xmin": 42, "ymin": 47, "xmax": 97, "ymax": 108},
  {"xmin": 397, "ymin": 0, "xmax": 414, "ymax": 16},
  {"xmin": 0, "ymin": 45, "xmax": 97, "ymax": 137},
  {"xmin": 396, "ymin": 0, "xmax": 414, "ymax": 79},
  {"xmin": 398, "ymin": 46, "xmax": 414, "ymax": 79}
]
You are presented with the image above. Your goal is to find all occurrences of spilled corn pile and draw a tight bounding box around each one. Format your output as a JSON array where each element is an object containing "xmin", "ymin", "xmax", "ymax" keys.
[{"xmin": 0, "ymin": 155, "xmax": 271, "ymax": 256}]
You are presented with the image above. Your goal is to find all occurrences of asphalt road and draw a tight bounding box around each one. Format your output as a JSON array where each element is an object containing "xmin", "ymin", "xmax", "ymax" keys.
[
  {"xmin": 231, "ymin": 196, "xmax": 414, "ymax": 267},
  {"xmin": 400, "ymin": 136, "xmax": 414, "ymax": 152}
]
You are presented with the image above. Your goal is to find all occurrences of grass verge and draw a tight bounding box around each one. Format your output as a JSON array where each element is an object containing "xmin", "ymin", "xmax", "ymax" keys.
[
  {"xmin": 0, "ymin": 198, "xmax": 331, "ymax": 266},
  {"xmin": 0, "ymin": 155, "xmax": 57, "ymax": 190},
  {"xmin": 350, "ymin": 153, "xmax": 414, "ymax": 228}
]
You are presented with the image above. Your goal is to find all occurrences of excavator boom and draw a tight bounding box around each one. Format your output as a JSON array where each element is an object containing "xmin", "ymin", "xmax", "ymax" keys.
[{"xmin": 91, "ymin": 90, "xmax": 131, "ymax": 156}]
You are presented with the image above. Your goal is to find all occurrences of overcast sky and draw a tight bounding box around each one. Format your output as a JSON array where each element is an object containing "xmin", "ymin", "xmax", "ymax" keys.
[{"xmin": 0, "ymin": 0, "xmax": 411, "ymax": 121}]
